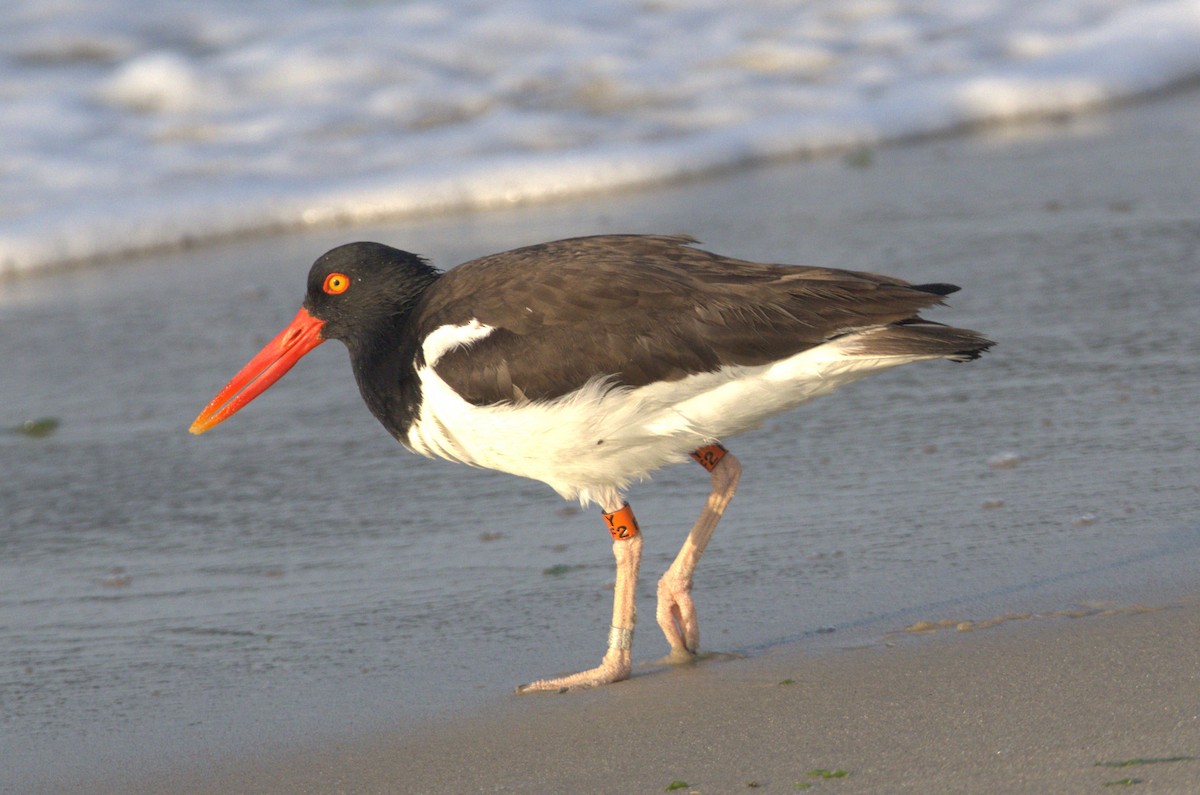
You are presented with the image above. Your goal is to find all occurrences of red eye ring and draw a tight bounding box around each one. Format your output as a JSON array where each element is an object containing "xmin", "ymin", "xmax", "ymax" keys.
[{"xmin": 323, "ymin": 272, "xmax": 350, "ymax": 295}]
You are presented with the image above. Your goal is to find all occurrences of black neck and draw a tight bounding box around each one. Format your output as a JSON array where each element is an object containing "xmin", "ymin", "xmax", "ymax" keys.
[
  {"xmin": 346, "ymin": 326, "xmax": 424, "ymax": 442},
  {"xmin": 342, "ymin": 282, "xmax": 438, "ymax": 442}
]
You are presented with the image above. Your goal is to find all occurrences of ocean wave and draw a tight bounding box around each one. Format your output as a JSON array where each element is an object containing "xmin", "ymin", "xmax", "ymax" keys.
[{"xmin": 2, "ymin": 0, "xmax": 1199, "ymax": 273}]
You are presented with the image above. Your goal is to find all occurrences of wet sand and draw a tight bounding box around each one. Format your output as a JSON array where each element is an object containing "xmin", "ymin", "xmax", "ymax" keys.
[
  {"xmin": 134, "ymin": 595, "xmax": 1200, "ymax": 794},
  {"xmin": 7, "ymin": 86, "xmax": 1200, "ymax": 793}
]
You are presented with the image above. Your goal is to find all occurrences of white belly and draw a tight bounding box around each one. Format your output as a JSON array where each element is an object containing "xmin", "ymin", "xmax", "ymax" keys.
[{"xmin": 405, "ymin": 321, "xmax": 937, "ymax": 506}]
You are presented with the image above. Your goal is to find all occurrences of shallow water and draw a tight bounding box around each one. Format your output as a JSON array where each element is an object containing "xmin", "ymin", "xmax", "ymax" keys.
[{"xmin": 3, "ymin": 91, "xmax": 1200, "ymax": 792}]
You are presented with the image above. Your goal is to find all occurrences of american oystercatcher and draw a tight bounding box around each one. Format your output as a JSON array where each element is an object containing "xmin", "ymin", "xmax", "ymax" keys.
[{"xmin": 191, "ymin": 234, "xmax": 990, "ymax": 692}]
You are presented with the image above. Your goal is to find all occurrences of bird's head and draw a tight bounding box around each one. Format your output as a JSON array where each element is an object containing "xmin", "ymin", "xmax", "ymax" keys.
[
  {"xmin": 190, "ymin": 242, "xmax": 438, "ymax": 435},
  {"xmin": 302, "ymin": 242, "xmax": 438, "ymax": 344}
]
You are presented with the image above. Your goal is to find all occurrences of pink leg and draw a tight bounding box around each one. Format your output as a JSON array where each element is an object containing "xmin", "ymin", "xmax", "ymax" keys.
[
  {"xmin": 517, "ymin": 504, "xmax": 643, "ymax": 693},
  {"xmin": 657, "ymin": 444, "xmax": 741, "ymax": 661}
]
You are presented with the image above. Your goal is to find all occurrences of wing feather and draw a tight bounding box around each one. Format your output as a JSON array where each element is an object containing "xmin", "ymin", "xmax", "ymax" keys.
[{"xmin": 414, "ymin": 235, "xmax": 970, "ymax": 405}]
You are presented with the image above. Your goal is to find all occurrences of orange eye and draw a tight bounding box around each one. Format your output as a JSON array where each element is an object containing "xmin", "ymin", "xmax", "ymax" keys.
[{"xmin": 322, "ymin": 272, "xmax": 350, "ymax": 295}]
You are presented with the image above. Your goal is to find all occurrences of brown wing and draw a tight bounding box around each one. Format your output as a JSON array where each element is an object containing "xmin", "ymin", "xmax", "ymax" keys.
[{"xmin": 414, "ymin": 235, "xmax": 970, "ymax": 406}]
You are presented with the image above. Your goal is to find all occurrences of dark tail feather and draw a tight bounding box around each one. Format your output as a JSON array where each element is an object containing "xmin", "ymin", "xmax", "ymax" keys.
[
  {"xmin": 850, "ymin": 323, "xmax": 993, "ymax": 362},
  {"xmin": 913, "ymin": 282, "xmax": 961, "ymax": 297}
]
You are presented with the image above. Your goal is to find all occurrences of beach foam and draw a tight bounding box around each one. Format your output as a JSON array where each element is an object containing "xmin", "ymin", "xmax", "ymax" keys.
[{"xmin": 2, "ymin": 0, "xmax": 1199, "ymax": 273}]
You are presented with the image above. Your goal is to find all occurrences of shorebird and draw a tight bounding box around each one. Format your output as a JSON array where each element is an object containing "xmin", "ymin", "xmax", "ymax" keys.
[{"xmin": 191, "ymin": 234, "xmax": 990, "ymax": 691}]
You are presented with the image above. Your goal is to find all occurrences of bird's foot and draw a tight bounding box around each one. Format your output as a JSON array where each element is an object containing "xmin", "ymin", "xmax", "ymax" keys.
[
  {"xmin": 516, "ymin": 648, "xmax": 631, "ymax": 693},
  {"xmin": 656, "ymin": 573, "xmax": 699, "ymax": 659}
]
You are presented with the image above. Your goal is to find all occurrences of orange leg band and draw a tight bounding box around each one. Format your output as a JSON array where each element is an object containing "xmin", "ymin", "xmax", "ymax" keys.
[
  {"xmin": 602, "ymin": 503, "xmax": 640, "ymax": 541},
  {"xmin": 690, "ymin": 443, "xmax": 728, "ymax": 472}
]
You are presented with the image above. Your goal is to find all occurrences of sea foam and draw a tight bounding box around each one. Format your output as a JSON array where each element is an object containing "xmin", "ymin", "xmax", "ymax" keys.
[{"xmin": 2, "ymin": 0, "xmax": 1199, "ymax": 273}]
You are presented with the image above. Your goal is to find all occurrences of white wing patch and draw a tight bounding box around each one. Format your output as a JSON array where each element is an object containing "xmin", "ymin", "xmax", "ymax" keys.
[{"xmin": 421, "ymin": 319, "xmax": 495, "ymax": 366}]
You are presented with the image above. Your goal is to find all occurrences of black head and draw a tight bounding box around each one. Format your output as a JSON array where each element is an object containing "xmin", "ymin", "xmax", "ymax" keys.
[{"xmin": 303, "ymin": 242, "xmax": 441, "ymax": 346}]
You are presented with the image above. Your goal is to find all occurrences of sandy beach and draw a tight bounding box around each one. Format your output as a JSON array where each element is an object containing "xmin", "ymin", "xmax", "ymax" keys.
[
  {"xmin": 131, "ymin": 594, "xmax": 1200, "ymax": 794},
  {"xmin": 6, "ymin": 81, "xmax": 1200, "ymax": 794}
]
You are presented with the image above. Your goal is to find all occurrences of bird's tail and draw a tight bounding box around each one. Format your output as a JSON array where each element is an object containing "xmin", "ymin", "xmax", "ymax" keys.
[{"xmin": 846, "ymin": 322, "xmax": 993, "ymax": 362}]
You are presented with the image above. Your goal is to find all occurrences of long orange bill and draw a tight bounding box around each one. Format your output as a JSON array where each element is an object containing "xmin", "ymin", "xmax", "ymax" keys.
[{"xmin": 190, "ymin": 307, "xmax": 326, "ymax": 435}]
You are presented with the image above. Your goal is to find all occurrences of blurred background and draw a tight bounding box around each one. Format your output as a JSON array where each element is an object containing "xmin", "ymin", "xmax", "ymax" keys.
[{"xmin": 4, "ymin": 0, "xmax": 1199, "ymax": 273}]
